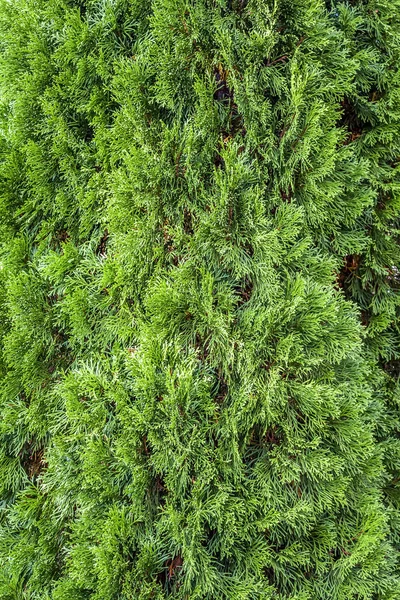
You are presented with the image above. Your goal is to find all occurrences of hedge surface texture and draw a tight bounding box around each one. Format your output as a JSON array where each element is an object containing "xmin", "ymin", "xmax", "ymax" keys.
[{"xmin": 0, "ymin": 1, "xmax": 399, "ymax": 599}]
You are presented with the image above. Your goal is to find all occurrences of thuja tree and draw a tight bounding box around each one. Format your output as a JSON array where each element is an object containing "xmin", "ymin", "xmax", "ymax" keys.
[
  {"xmin": 324, "ymin": 2, "xmax": 400, "ymax": 559},
  {"xmin": 0, "ymin": 1, "xmax": 399, "ymax": 599}
]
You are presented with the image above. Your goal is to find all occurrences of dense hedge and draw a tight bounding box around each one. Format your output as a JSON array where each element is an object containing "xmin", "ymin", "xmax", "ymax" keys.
[{"xmin": 0, "ymin": 1, "xmax": 399, "ymax": 598}]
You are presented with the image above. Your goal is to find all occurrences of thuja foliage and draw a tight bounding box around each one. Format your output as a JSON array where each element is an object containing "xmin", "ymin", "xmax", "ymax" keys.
[{"xmin": 0, "ymin": 0, "xmax": 399, "ymax": 598}]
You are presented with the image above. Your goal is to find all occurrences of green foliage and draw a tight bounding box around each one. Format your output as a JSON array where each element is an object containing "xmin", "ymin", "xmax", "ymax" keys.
[{"xmin": 0, "ymin": 0, "xmax": 399, "ymax": 598}]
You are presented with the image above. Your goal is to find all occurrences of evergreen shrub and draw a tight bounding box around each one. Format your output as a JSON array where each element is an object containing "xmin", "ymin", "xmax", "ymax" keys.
[{"xmin": 0, "ymin": 1, "xmax": 399, "ymax": 598}]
